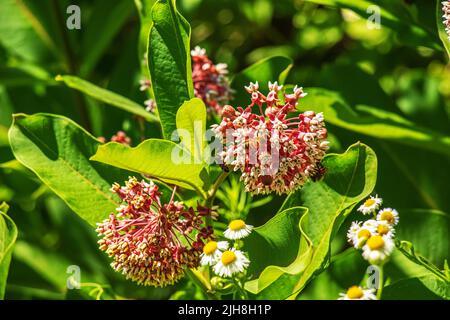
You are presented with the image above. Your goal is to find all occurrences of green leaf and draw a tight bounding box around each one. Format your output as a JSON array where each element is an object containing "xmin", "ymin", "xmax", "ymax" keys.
[
  {"xmin": 91, "ymin": 98, "xmax": 209, "ymax": 197},
  {"xmin": 303, "ymin": 0, "xmax": 441, "ymax": 50},
  {"xmin": 244, "ymin": 207, "xmax": 312, "ymax": 295},
  {"xmin": 55, "ymin": 75, "xmax": 159, "ymax": 123},
  {"xmin": 231, "ymin": 56, "xmax": 293, "ymax": 107},
  {"xmin": 437, "ymin": 0, "xmax": 450, "ymax": 58},
  {"xmin": 135, "ymin": 0, "xmax": 157, "ymax": 77},
  {"xmin": 8, "ymin": 113, "xmax": 129, "ymax": 226},
  {"xmin": 0, "ymin": 202, "xmax": 17, "ymax": 299},
  {"xmin": 299, "ymin": 88, "xmax": 450, "ymax": 157},
  {"xmin": 0, "ymin": 0, "xmax": 58, "ymax": 62},
  {"xmin": 396, "ymin": 209, "xmax": 449, "ymax": 268},
  {"xmin": 79, "ymin": 0, "xmax": 135, "ymax": 77},
  {"xmin": 245, "ymin": 142, "xmax": 377, "ymax": 299},
  {"xmin": 383, "ymin": 276, "xmax": 447, "ymax": 300},
  {"xmin": 148, "ymin": 0, "xmax": 193, "ymax": 138}
]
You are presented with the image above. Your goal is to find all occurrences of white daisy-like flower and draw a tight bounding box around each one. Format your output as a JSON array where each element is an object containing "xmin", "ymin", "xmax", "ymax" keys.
[
  {"xmin": 347, "ymin": 221, "xmax": 376, "ymax": 248},
  {"xmin": 357, "ymin": 195, "xmax": 383, "ymax": 215},
  {"xmin": 338, "ymin": 286, "xmax": 377, "ymax": 300},
  {"xmin": 213, "ymin": 248, "xmax": 250, "ymax": 277},
  {"xmin": 200, "ymin": 241, "xmax": 229, "ymax": 266},
  {"xmin": 224, "ymin": 219, "xmax": 253, "ymax": 240},
  {"xmin": 377, "ymin": 208, "xmax": 399, "ymax": 226},
  {"xmin": 374, "ymin": 220, "xmax": 395, "ymax": 239},
  {"xmin": 362, "ymin": 235, "xmax": 395, "ymax": 265}
]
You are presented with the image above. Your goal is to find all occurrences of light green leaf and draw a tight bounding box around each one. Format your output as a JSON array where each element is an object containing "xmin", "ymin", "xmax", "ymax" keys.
[
  {"xmin": 148, "ymin": 0, "xmax": 193, "ymax": 138},
  {"xmin": 55, "ymin": 75, "xmax": 159, "ymax": 123},
  {"xmin": 91, "ymin": 139, "xmax": 208, "ymax": 197},
  {"xmin": 437, "ymin": 0, "xmax": 450, "ymax": 58},
  {"xmin": 299, "ymin": 88, "xmax": 450, "ymax": 157},
  {"xmin": 0, "ymin": 202, "xmax": 17, "ymax": 299},
  {"xmin": 91, "ymin": 97, "xmax": 209, "ymax": 197},
  {"xmin": 245, "ymin": 142, "xmax": 377, "ymax": 299},
  {"xmin": 135, "ymin": 0, "xmax": 157, "ymax": 77},
  {"xmin": 231, "ymin": 56, "xmax": 293, "ymax": 107},
  {"xmin": 8, "ymin": 113, "xmax": 129, "ymax": 226}
]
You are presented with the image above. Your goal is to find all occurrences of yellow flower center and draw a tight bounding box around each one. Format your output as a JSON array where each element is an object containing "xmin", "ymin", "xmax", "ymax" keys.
[
  {"xmin": 364, "ymin": 198, "xmax": 375, "ymax": 207},
  {"xmin": 229, "ymin": 219, "xmax": 246, "ymax": 231},
  {"xmin": 377, "ymin": 224, "xmax": 390, "ymax": 235},
  {"xmin": 203, "ymin": 241, "xmax": 218, "ymax": 255},
  {"xmin": 367, "ymin": 235, "xmax": 385, "ymax": 250},
  {"xmin": 221, "ymin": 250, "xmax": 237, "ymax": 265},
  {"xmin": 346, "ymin": 286, "xmax": 364, "ymax": 299},
  {"xmin": 357, "ymin": 229, "xmax": 371, "ymax": 239},
  {"xmin": 380, "ymin": 211, "xmax": 394, "ymax": 224}
]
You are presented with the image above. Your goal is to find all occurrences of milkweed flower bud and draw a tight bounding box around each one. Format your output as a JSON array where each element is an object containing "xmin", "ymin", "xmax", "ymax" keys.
[
  {"xmin": 96, "ymin": 177, "xmax": 214, "ymax": 287},
  {"xmin": 212, "ymin": 83, "xmax": 329, "ymax": 195},
  {"xmin": 191, "ymin": 46, "xmax": 232, "ymax": 115}
]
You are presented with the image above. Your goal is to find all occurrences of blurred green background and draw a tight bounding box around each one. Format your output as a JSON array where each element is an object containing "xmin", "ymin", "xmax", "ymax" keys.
[{"xmin": 0, "ymin": 0, "xmax": 449, "ymax": 299}]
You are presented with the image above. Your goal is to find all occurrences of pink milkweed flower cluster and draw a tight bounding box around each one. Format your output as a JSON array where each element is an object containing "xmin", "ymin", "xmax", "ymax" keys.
[
  {"xmin": 96, "ymin": 177, "xmax": 214, "ymax": 287},
  {"xmin": 443, "ymin": 1, "xmax": 450, "ymax": 41},
  {"xmin": 98, "ymin": 131, "xmax": 132, "ymax": 146},
  {"xmin": 212, "ymin": 82, "xmax": 329, "ymax": 195},
  {"xmin": 191, "ymin": 46, "xmax": 232, "ymax": 115}
]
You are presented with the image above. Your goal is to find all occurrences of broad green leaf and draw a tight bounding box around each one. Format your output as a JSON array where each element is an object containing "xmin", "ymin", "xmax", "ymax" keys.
[
  {"xmin": 383, "ymin": 276, "xmax": 447, "ymax": 300},
  {"xmin": 303, "ymin": 0, "xmax": 441, "ymax": 50},
  {"xmin": 231, "ymin": 56, "xmax": 293, "ymax": 107},
  {"xmin": 244, "ymin": 207, "xmax": 312, "ymax": 295},
  {"xmin": 91, "ymin": 140, "xmax": 208, "ymax": 197},
  {"xmin": 148, "ymin": 0, "xmax": 193, "ymax": 138},
  {"xmin": 0, "ymin": 202, "xmax": 17, "ymax": 299},
  {"xmin": 437, "ymin": 0, "xmax": 450, "ymax": 58},
  {"xmin": 91, "ymin": 97, "xmax": 209, "ymax": 197},
  {"xmin": 55, "ymin": 75, "xmax": 159, "ymax": 123},
  {"xmin": 396, "ymin": 209, "xmax": 449, "ymax": 268},
  {"xmin": 299, "ymin": 88, "xmax": 450, "ymax": 157},
  {"xmin": 176, "ymin": 98, "xmax": 207, "ymax": 161},
  {"xmin": 79, "ymin": 0, "xmax": 135, "ymax": 77},
  {"xmin": 8, "ymin": 113, "xmax": 129, "ymax": 226},
  {"xmin": 245, "ymin": 142, "xmax": 377, "ymax": 299}
]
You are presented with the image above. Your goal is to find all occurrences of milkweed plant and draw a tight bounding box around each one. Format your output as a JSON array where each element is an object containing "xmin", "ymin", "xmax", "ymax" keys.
[{"xmin": 0, "ymin": 0, "xmax": 449, "ymax": 301}]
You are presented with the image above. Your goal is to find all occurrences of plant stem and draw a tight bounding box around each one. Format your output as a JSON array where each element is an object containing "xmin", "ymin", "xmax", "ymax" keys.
[
  {"xmin": 185, "ymin": 269, "xmax": 218, "ymax": 300},
  {"xmin": 52, "ymin": 0, "xmax": 91, "ymax": 132},
  {"xmin": 205, "ymin": 171, "xmax": 229, "ymax": 225},
  {"xmin": 377, "ymin": 265, "xmax": 384, "ymax": 300}
]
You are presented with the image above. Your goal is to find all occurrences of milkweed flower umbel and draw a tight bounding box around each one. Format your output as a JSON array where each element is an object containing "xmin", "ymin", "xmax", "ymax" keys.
[
  {"xmin": 96, "ymin": 177, "xmax": 213, "ymax": 287},
  {"xmin": 191, "ymin": 46, "xmax": 232, "ymax": 115},
  {"xmin": 338, "ymin": 286, "xmax": 377, "ymax": 300},
  {"xmin": 212, "ymin": 82, "xmax": 329, "ymax": 195}
]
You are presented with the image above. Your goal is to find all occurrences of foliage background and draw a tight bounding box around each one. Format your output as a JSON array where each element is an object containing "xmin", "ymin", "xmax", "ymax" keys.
[{"xmin": 0, "ymin": 0, "xmax": 449, "ymax": 299}]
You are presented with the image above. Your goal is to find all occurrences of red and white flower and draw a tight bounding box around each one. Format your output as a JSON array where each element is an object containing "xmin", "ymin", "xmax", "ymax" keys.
[
  {"xmin": 191, "ymin": 46, "xmax": 232, "ymax": 115},
  {"xmin": 212, "ymin": 82, "xmax": 329, "ymax": 195}
]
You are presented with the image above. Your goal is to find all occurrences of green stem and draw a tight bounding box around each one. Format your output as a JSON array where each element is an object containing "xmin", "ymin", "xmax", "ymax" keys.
[
  {"xmin": 205, "ymin": 171, "xmax": 229, "ymax": 225},
  {"xmin": 232, "ymin": 277, "xmax": 248, "ymax": 300},
  {"xmin": 377, "ymin": 265, "xmax": 384, "ymax": 300},
  {"xmin": 185, "ymin": 269, "xmax": 218, "ymax": 300}
]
